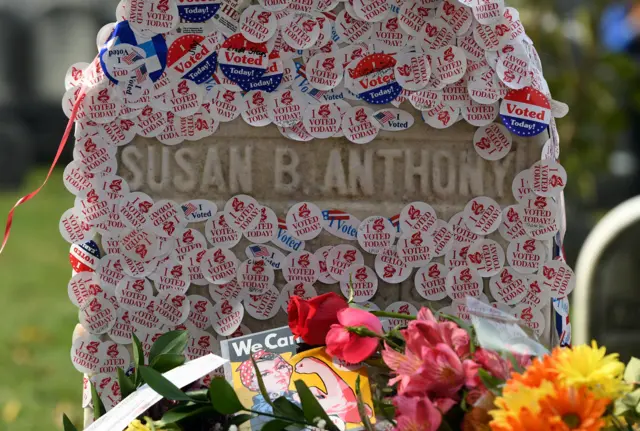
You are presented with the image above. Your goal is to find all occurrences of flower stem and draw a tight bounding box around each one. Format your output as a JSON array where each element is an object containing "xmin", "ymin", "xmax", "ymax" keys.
[
  {"xmin": 370, "ymin": 311, "xmax": 417, "ymax": 321},
  {"xmin": 245, "ymin": 409, "xmax": 310, "ymax": 426}
]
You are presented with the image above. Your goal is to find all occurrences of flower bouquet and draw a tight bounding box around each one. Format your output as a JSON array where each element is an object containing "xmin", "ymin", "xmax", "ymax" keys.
[{"xmin": 63, "ymin": 292, "xmax": 640, "ymax": 431}]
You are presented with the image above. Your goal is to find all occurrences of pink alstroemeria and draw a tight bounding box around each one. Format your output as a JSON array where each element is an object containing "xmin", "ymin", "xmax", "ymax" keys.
[
  {"xmin": 382, "ymin": 343, "xmax": 430, "ymax": 395},
  {"xmin": 393, "ymin": 395, "xmax": 442, "ymax": 431},
  {"xmin": 420, "ymin": 343, "xmax": 478, "ymax": 398},
  {"xmin": 403, "ymin": 308, "xmax": 471, "ymax": 359}
]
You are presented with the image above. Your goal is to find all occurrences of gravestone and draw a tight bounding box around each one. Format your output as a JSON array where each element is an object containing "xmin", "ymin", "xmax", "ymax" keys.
[{"xmin": 54, "ymin": 0, "xmax": 576, "ymax": 423}]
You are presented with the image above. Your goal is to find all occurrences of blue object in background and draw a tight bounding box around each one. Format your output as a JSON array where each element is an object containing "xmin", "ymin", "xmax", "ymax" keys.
[{"xmin": 601, "ymin": 4, "xmax": 639, "ymax": 52}]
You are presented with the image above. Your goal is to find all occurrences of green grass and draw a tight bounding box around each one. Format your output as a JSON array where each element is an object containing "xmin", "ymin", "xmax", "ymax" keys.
[{"xmin": 0, "ymin": 168, "xmax": 83, "ymax": 430}]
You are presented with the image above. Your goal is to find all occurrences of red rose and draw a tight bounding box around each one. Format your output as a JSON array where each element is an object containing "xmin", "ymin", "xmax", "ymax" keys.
[{"xmin": 288, "ymin": 292, "xmax": 348, "ymax": 346}]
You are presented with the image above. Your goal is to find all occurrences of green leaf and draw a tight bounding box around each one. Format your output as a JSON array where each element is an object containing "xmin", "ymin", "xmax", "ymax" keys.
[
  {"xmin": 90, "ymin": 381, "xmax": 106, "ymax": 420},
  {"xmin": 139, "ymin": 366, "xmax": 196, "ymax": 402},
  {"xmin": 251, "ymin": 355, "xmax": 274, "ymax": 408},
  {"xmin": 132, "ymin": 332, "xmax": 145, "ymax": 386},
  {"xmin": 615, "ymin": 399, "xmax": 633, "ymax": 417},
  {"xmin": 505, "ymin": 352, "xmax": 524, "ymax": 374},
  {"xmin": 62, "ymin": 414, "xmax": 79, "ymax": 431},
  {"xmin": 625, "ymin": 357, "xmax": 640, "ymax": 385},
  {"xmin": 156, "ymin": 405, "xmax": 215, "ymax": 426},
  {"xmin": 294, "ymin": 380, "xmax": 338, "ymax": 431},
  {"xmin": 208, "ymin": 377, "xmax": 246, "ymax": 414},
  {"xmin": 347, "ymin": 274, "xmax": 355, "ymax": 304},
  {"xmin": 150, "ymin": 353, "xmax": 186, "ymax": 373},
  {"xmin": 149, "ymin": 330, "xmax": 188, "ymax": 364},
  {"xmin": 478, "ymin": 369, "xmax": 503, "ymax": 395},
  {"xmin": 355, "ymin": 375, "xmax": 375, "ymax": 431},
  {"xmin": 261, "ymin": 419, "xmax": 294, "ymax": 431},
  {"xmin": 272, "ymin": 396, "xmax": 305, "ymax": 423},
  {"xmin": 117, "ymin": 367, "xmax": 137, "ymax": 399},
  {"xmin": 229, "ymin": 414, "xmax": 254, "ymax": 426},
  {"xmin": 623, "ymin": 388, "xmax": 640, "ymax": 407}
]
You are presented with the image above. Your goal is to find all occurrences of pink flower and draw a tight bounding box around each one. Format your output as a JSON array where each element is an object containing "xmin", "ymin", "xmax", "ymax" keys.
[
  {"xmin": 382, "ymin": 343, "xmax": 430, "ymax": 394},
  {"xmin": 393, "ymin": 395, "xmax": 442, "ymax": 431},
  {"xmin": 420, "ymin": 343, "xmax": 468, "ymax": 397},
  {"xmin": 473, "ymin": 348, "xmax": 511, "ymax": 381},
  {"xmin": 404, "ymin": 320, "xmax": 471, "ymax": 359},
  {"xmin": 325, "ymin": 308, "xmax": 382, "ymax": 364}
]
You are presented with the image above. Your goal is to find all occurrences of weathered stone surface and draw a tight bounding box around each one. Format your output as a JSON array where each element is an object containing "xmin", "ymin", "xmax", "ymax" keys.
[{"xmin": 116, "ymin": 119, "xmax": 555, "ymax": 345}]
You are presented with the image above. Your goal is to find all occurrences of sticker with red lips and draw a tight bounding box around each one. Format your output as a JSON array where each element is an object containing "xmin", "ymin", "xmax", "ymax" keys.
[
  {"xmin": 507, "ymin": 238, "xmax": 545, "ymax": 275},
  {"xmin": 205, "ymin": 211, "xmax": 243, "ymax": 249},
  {"xmin": 151, "ymin": 259, "xmax": 191, "ymax": 293},
  {"xmin": 185, "ymin": 295, "xmax": 213, "ymax": 331},
  {"xmin": 473, "ymin": 122, "xmax": 512, "ymax": 161},
  {"xmin": 282, "ymin": 250, "xmax": 320, "ymax": 283},
  {"xmin": 79, "ymin": 296, "xmax": 117, "ymax": 335},
  {"xmin": 340, "ymin": 265, "xmax": 378, "ymax": 302},
  {"xmin": 211, "ymin": 299, "xmax": 244, "ymax": 336},
  {"xmin": 59, "ymin": 208, "xmax": 95, "ymax": 245},
  {"xmin": 285, "ymin": 202, "xmax": 323, "ymax": 241},
  {"xmin": 399, "ymin": 201, "xmax": 437, "ymax": 235},
  {"xmin": 527, "ymin": 160, "xmax": 567, "ymax": 198},
  {"xmin": 237, "ymin": 258, "xmax": 275, "ymax": 295},
  {"xmin": 267, "ymin": 89, "xmax": 306, "ymax": 127},
  {"xmin": 307, "ymin": 53, "xmax": 343, "ymax": 91},
  {"xmin": 280, "ymin": 282, "xmax": 318, "ymax": 312},
  {"xmin": 326, "ymin": 244, "xmax": 364, "ymax": 282},
  {"xmin": 341, "ymin": 106, "xmax": 381, "ymax": 144},
  {"xmin": 335, "ymin": 9, "xmax": 373, "ymax": 44},
  {"xmin": 167, "ymin": 79, "xmax": 204, "ymax": 117},
  {"xmin": 516, "ymin": 195, "xmax": 559, "ymax": 240},
  {"xmin": 358, "ymin": 216, "xmax": 396, "ymax": 255},
  {"xmin": 115, "ymin": 276, "xmax": 153, "ymax": 311},
  {"xmin": 351, "ymin": 53, "xmax": 402, "ymax": 104},
  {"xmin": 200, "ymin": 247, "xmax": 238, "ymax": 285},
  {"xmin": 245, "ymin": 285, "xmax": 281, "ymax": 320},
  {"xmin": 415, "ymin": 262, "xmax": 449, "ymax": 300},
  {"xmin": 394, "ymin": 53, "xmax": 431, "ymax": 91},
  {"xmin": 302, "ymin": 103, "xmax": 341, "ymax": 139},
  {"xmin": 224, "ymin": 195, "xmax": 262, "ymax": 233},
  {"xmin": 219, "ymin": 34, "xmax": 269, "ymax": 84},
  {"xmin": 315, "ymin": 246, "xmax": 337, "ymax": 284},
  {"xmin": 397, "ymin": 230, "xmax": 435, "ymax": 268},
  {"xmin": 374, "ymin": 247, "xmax": 411, "ymax": 283},
  {"xmin": 96, "ymin": 255, "xmax": 126, "ymax": 291},
  {"xmin": 240, "ymin": 6, "xmax": 277, "ymax": 43},
  {"xmin": 119, "ymin": 228, "xmax": 161, "ymax": 263},
  {"xmin": 146, "ymin": 199, "xmax": 188, "ymax": 239},
  {"xmin": 498, "ymin": 205, "xmax": 528, "ymax": 242},
  {"xmin": 241, "ymin": 90, "xmax": 272, "ymax": 127},
  {"xmin": 489, "ymin": 266, "xmax": 527, "ymax": 305},
  {"xmin": 68, "ymin": 272, "xmax": 102, "ymax": 308},
  {"xmin": 445, "ymin": 266, "xmax": 482, "ymax": 301},
  {"xmin": 466, "ymin": 239, "xmax": 505, "ymax": 277},
  {"xmin": 463, "ymin": 196, "xmax": 502, "ymax": 235},
  {"xmin": 154, "ymin": 292, "xmax": 190, "ymax": 326},
  {"xmin": 372, "ymin": 17, "xmax": 409, "ymax": 52},
  {"xmin": 381, "ymin": 301, "xmax": 418, "ymax": 331},
  {"xmin": 71, "ymin": 333, "xmax": 103, "ymax": 373}
]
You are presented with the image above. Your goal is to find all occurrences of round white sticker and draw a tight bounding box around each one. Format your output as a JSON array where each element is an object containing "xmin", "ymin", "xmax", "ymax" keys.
[
  {"xmin": 280, "ymin": 282, "xmax": 318, "ymax": 312},
  {"xmin": 151, "ymin": 259, "xmax": 191, "ymax": 294},
  {"xmin": 244, "ymin": 206, "xmax": 278, "ymax": 244},
  {"xmin": 394, "ymin": 53, "xmax": 431, "ymax": 91},
  {"xmin": 79, "ymin": 296, "xmax": 117, "ymax": 335},
  {"xmin": 326, "ymin": 244, "xmax": 364, "ymax": 282},
  {"xmin": 154, "ymin": 292, "xmax": 190, "ymax": 326},
  {"xmin": 116, "ymin": 276, "xmax": 153, "ymax": 311},
  {"xmin": 445, "ymin": 266, "xmax": 483, "ymax": 301},
  {"xmin": 374, "ymin": 247, "xmax": 412, "ymax": 283},
  {"xmin": 340, "ymin": 265, "xmax": 378, "ymax": 303},
  {"xmin": 415, "ymin": 263, "xmax": 449, "ymax": 300},
  {"xmin": 267, "ymin": 89, "xmax": 307, "ymax": 127},
  {"xmin": 512, "ymin": 170, "xmax": 534, "ymax": 202},
  {"xmin": 397, "ymin": 230, "xmax": 434, "ymax": 268},
  {"xmin": 540, "ymin": 260, "xmax": 576, "ymax": 299},
  {"xmin": 498, "ymin": 205, "xmax": 528, "ymax": 242},
  {"xmin": 224, "ymin": 195, "xmax": 262, "ymax": 233},
  {"xmin": 209, "ymin": 277, "xmax": 244, "ymax": 303},
  {"xmin": 130, "ymin": 299, "xmax": 162, "ymax": 333},
  {"xmin": 60, "ymin": 208, "xmax": 95, "ymax": 245},
  {"xmin": 357, "ymin": 216, "xmax": 396, "ymax": 254},
  {"xmin": 211, "ymin": 299, "xmax": 244, "ymax": 336},
  {"xmin": 507, "ymin": 238, "xmax": 545, "ymax": 275},
  {"xmin": 205, "ymin": 211, "xmax": 243, "ymax": 249},
  {"xmin": 200, "ymin": 247, "xmax": 238, "ymax": 285},
  {"xmin": 448, "ymin": 212, "xmax": 483, "ymax": 248},
  {"xmin": 381, "ymin": 301, "xmax": 418, "ymax": 331},
  {"xmin": 245, "ymin": 285, "xmax": 281, "ymax": 320},
  {"xmin": 315, "ymin": 246, "xmax": 338, "ymax": 284},
  {"xmin": 512, "ymin": 304, "xmax": 545, "ymax": 337},
  {"xmin": 429, "ymin": 220, "xmax": 455, "ymax": 257},
  {"xmin": 119, "ymin": 228, "xmax": 161, "ymax": 262},
  {"xmin": 527, "ymin": 160, "xmax": 567, "ymax": 198},
  {"xmin": 341, "ymin": 106, "xmax": 381, "ymax": 144},
  {"xmin": 307, "ymin": 54, "xmax": 344, "ymax": 91},
  {"xmin": 241, "ymin": 90, "xmax": 272, "ymax": 127},
  {"xmin": 240, "ymin": 6, "xmax": 278, "ymax": 43},
  {"xmin": 466, "ymin": 239, "xmax": 505, "ymax": 277},
  {"xmin": 463, "ymin": 196, "xmax": 502, "ymax": 235},
  {"xmin": 71, "ymin": 334, "xmax": 103, "ymax": 373},
  {"xmin": 146, "ymin": 200, "xmax": 188, "ymax": 239},
  {"xmin": 186, "ymin": 295, "xmax": 214, "ymax": 331},
  {"xmin": 68, "ymin": 272, "xmax": 102, "ymax": 308},
  {"xmin": 281, "ymin": 12, "xmax": 320, "ymax": 50},
  {"xmin": 119, "ymin": 192, "xmax": 154, "ymax": 230},
  {"xmin": 517, "ymin": 196, "xmax": 559, "ymax": 241},
  {"xmin": 489, "ymin": 267, "xmax": 527, "ymax": 305},
  {"xmin": 282, "ymin": 250, "xmax": 320, "ymax": 283},
  {"xmin": 302, "ymin": 103, "xmax": 342, "ymax": 139},
  {"xmin": 520, "ymin": 275, "xmax": 552, "ymax": 311},
  {"xmin": 399, "ymin": 201, "xmax": 437, "ymax": 234},
  {"xmin": 237, "ymin": 259, "xmax": 276, "ymax": 295},
  {"xmin": 286, "ymin": 202, "xmax": 324, "ymax": 241}
]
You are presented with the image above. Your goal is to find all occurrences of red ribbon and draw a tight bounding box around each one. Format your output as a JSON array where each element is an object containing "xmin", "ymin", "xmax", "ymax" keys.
[{"xmin": 0, "ymin": 90, "xmax": 85, "ymax": 255}]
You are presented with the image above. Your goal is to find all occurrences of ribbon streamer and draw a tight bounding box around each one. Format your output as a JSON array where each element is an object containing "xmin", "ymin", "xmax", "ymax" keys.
[{"xmin": 0, "ymin": 89, "xmax": 85, "ymax": 255}]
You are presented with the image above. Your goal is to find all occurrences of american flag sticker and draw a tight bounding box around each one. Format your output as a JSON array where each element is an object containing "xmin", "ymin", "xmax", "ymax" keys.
[
  {"xmin": 322, "ymin": 209, "xmax": 350, "ymax": 221},
  {"xmin": 249, "ymin": 245, "xmax": 271, "ymax": 257},
  {"xmin": 373, "ymin": 108, "xmax": 414, "ymax": 131},
  {"xmin": 277, "ymin": 218, "xmax": 288, "ymax": 231},
  {"xmin": 182, "ymin": 203, "xmax": 198, "ymax": 217},
  {"xmin": 374, "ymin": 110, "xmax": 395, "ymax": 124},
  {"xmin": 122, "ymin": 50, "xmax": 143, "ymax": 65}
]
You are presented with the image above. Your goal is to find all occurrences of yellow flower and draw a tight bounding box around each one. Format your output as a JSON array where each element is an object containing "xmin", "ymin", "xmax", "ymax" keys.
[
  {"xmin": 126, "ymin": 419, "xmax": 153, "ymax": 431},
  {"xmin": 490, "ymin": 380, "xmax": 556, "ymax": 429},
  {"xmin": 553, "ymin": 341, "xmax": 630, "ymax": 400}
]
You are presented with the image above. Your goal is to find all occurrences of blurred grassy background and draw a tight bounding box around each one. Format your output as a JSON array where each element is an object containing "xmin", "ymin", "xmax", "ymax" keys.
[{"xmin": 0, "ymin": 169, "xmax": 83, "ymax": 430}]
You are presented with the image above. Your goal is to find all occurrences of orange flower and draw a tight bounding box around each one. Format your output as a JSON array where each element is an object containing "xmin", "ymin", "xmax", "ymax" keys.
[{"xmin": 504, "ymin": 351, "xmax": 559, "ymax": 393}]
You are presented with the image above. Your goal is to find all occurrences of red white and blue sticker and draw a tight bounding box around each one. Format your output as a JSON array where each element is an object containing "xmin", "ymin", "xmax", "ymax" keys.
[
  {"xmin": 237, "ymin": 55, "xmax": 283, "ymax": 92},
  {"xmin": 218, "ymin": 34, "xmax": 269, "ymax": 84},
  {"xmin": 500, "ymin": 87, "xmax": 551, "ymax": 137},
  {"xmin": 70, "ymin": 240, "xmax": 102, "ymax": 273},
  {"xmin": 351, "ymin": 53, "xmax": 402, "ymax": 104},
  {"xmin": 167, "ymin": 34, "xmax": 221, "ymax": 84},
  {"xmin": 177, "ymin": 0, "xmax": 221, "ymax": 23}
]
